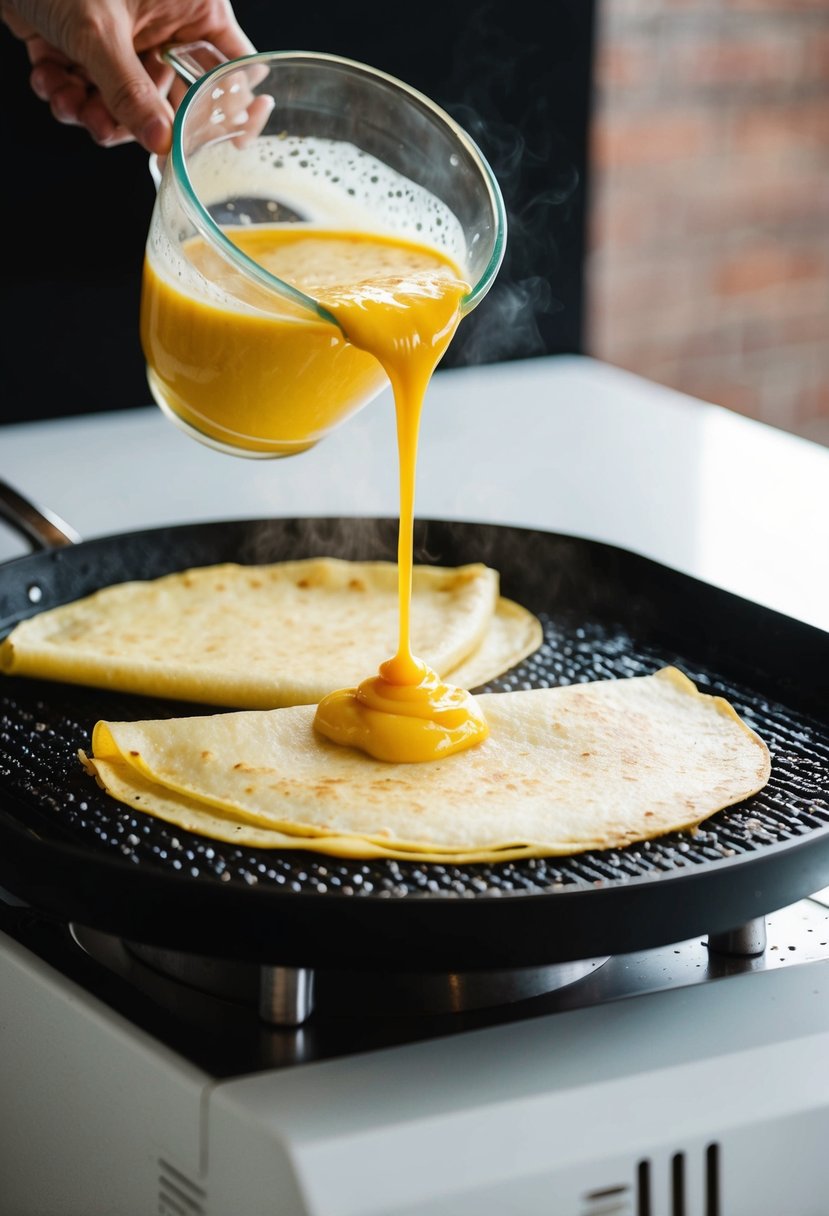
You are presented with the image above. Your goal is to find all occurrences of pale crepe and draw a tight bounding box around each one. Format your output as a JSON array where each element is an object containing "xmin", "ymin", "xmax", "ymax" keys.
[
  {"xmin": 446, "ymin": 596, "xmax": 543, "ymax": 690},
  {"xmin": 81, "ymin": 667, "xmax": 771, "ymax": 862},
  {"xmin": 0, "ymin": 558, "xmax": 539, "ymax": 708}
]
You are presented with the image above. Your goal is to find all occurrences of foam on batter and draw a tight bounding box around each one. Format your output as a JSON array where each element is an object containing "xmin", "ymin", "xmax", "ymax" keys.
[{"xmin": 149, "ymin": 134, "xmax": 468, "ymax": 315}]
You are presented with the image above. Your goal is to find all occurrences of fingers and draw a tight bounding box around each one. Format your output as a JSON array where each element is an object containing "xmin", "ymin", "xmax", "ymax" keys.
[
  {"xmin": 2, "ymin": 13, "xmax": 88, "ymax": 131},
  {"xmin": 181, "ymin": 58, "xmax": 274, "ymax": 152},
  {"xmin": 0, "ymin": 3, "xmax": 34, "ymax": 40},
  {"xmin": 77, "ymin": 91, "xmax": 133, "ymax": 145},
  {"xmin": 83, "ymin": 12, "xmax": 260, "ymax": 154},
  {"xmin": 144, "ymin": 49, "xmax": 175, "ymax": 100},
  {"xmin": 202, "ymin": 12, "xmax": 257, "ymax": 62},
  {"xmin": 233, "ymin": 92, "xmax": 275, "ymax": 148},
  {"xmin": 28, "ymin": 55, "xmax": 110, "ymax": 138},
  {"xmin": 82, "ymin": 27, "xmax": 175, "ymax": 153},
  {"xmin": 6, "ymin": 11, "xmax": 161, "ymax": 147},
  {"xmin": 29, "ymin": 57, "xmax": 86, "ymax": 120},
  {"xmin": 5, "ymin": 0, "xmax": 262, "ymax": 153},
  {"xmin": 27, "ymin": 47, "xmax": 140, "ymax": 146}
]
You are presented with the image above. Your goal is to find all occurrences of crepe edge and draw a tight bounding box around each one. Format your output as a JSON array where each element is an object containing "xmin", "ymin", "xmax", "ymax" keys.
[
  {"xmin": 80, "ymin": 665, "xmax": 773, "ymax": 862},
  {"xmin": 0, "ymin": 559, "xmax": 504, "ymax": 708}
]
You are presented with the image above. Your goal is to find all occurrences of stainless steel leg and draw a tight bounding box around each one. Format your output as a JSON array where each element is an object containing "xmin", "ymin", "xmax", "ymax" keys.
[
  {"xmin": 259, "ymin": 965, "xmax": 316, "ymax": 1026},
  {"xmin": 708, "ymin": 916, "xmax": 767, "ymax": 958}
]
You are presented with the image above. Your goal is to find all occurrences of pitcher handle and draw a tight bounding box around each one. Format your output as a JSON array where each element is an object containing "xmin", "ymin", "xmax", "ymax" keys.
[
  {"xmin": 148, "ymin": 42, "xmax": 226, "ymax": 187},
  {"xmin": 162, "ymin": 41, "xmax": 229, "ymax": 87},
  {"xmin": 148, "ymin": 41, "xmax": 263, "ymax": 187}
]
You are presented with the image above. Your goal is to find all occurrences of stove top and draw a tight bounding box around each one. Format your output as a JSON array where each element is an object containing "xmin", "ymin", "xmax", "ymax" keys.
[{"xmin": 4, "ymin": 884, "xmax": 829, "ymax": 1077}]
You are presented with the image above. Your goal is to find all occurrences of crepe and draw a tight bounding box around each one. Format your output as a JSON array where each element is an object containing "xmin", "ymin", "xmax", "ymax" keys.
[
  {"xmin": 81, "ymin": 667, "xmax": 771, "ymax": 862},
  {"xmin": 0, "ymin": 558, "xmax": 541, "ymax": 708},
  {"xmin": 446, "ymin": 596, "xmax": 543, "ymax": 690}
]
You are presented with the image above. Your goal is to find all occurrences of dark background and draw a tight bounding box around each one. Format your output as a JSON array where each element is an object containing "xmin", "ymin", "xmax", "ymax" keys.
[{"xmin": 0, "ymin": 1, "xmax": 595, "ymax": 424}]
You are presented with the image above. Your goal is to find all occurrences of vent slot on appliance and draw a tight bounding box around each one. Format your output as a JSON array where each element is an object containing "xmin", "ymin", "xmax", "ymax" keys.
[
  {"xmin": 582, "ymin": 1180, "xmax": 632, "ymax": 1215},
  {"xmin": 629, "ymin": 1143, "xmax": 721, "ymax": 1216},
  {"xmin": 637, "ymin": 1159, "xmax": 651, "ymax": 1216},
  {"xmin": 705, "ymin": 1143, "xmax": 720, "ymax": 1216},
  {"xmin": 158, "ymin": 1158, "xmax": 206, "ymax": 1216},
  {"xmin": 581, "ymin": 1142, "xmax": 722, "ymax": 1216},
  {"xmin": 672, "ymin": 1153, "xmax": 685, "ymax": 1216}
]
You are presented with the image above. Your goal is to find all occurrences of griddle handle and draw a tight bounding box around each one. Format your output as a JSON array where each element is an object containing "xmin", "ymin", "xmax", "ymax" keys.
[{"xmin": 0, "ymin": 480, "xmax": 81, "ymax": 551}]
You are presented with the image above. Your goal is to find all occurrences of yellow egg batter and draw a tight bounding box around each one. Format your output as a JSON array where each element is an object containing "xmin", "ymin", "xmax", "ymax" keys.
[{"xmin": 141, "ymin": 226, "xmax": 488, "ymax": 762}]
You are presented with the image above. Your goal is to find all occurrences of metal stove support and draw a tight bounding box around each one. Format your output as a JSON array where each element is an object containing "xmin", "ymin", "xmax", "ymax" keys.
[
  {"xmin": 708, "ymin": 916, "xmax": 767, "ymax": 958},
  {"xmin": 256, "ymin": 959, "xmax": 609, "ymax": 1025},
  {"xmin": 259, "ymin": 965, "xmax": 315, "ymax": 1026}
]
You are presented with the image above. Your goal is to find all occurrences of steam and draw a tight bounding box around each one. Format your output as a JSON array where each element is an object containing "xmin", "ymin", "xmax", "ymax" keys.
[
  {"xmin": 458, "ymin": 275, "xmax": 562, "ymax": 366},
  {"xmin": 242, "ymin": 514, "xmax": 534, "ymax": 580},
  {"xmin": 440, "ymin": 3, "xmax": 584, "ymax": 366},
  {"xmin": 244, "ymin": 513, "xmax": 401, "ymax": 567}
]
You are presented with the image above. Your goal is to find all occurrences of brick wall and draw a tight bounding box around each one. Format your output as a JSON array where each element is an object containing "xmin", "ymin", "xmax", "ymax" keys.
[{"xmin": 585, "ymin": 0, "xmax": 829, "ymax": 442}]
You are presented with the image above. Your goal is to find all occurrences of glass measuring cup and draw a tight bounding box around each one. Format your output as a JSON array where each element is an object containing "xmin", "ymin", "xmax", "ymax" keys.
[{"xmin": 141, "ymin": 45, "xmax": 507, "ymax": 458}]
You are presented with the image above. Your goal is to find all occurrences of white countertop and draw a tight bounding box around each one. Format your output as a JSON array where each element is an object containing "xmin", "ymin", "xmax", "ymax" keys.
[{"xmin": 1, "ymin": 353, "xmax": 827, "ymax": 633}]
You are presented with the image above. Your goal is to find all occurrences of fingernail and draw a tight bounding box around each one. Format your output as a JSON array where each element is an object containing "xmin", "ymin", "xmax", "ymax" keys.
[
  {"xmin": 52, "ymin": 94, "xmax": 74, "ymax": 120},
  {"xmin": 30, "ymin": 69, "xmax": 49, "ymax": 101}
]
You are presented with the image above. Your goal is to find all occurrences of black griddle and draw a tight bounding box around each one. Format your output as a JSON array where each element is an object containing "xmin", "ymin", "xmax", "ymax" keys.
[{"xmin": 0, "ymin": 516, "xmax": 827, "ymax": 971}]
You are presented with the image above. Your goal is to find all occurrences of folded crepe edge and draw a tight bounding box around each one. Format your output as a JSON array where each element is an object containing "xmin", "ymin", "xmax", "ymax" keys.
[
  {"xmin": 79, "ymin": 666, "xmax": 772, "ymax": 861},
  {"xmin": 1, "ymin": 560, "xmax": 510, "ymax": 708},
  {"xmin": 77, "ymin": 751, "xmax": 633, "ymax": 862}
]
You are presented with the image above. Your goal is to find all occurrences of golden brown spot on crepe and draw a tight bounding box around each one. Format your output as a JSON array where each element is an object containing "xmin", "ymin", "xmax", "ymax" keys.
[
  {"xmin": 348, "ymin": 578, "xmax": 366, "ymax": 591},
  {"xmin": 201, "ymin": 750, "xmax": 213, "ymax": 760}
]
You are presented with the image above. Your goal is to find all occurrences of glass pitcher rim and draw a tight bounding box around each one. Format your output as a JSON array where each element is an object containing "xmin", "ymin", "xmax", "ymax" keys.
[{"xmin": 168, "ymin": 48, "xmax": 508, "ymax": 324}]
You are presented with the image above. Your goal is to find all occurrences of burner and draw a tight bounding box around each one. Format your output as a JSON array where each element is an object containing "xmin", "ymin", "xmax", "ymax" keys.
[{"xmin": 71, "ymin": 926, "xmax": 608, "ymax": 1024}]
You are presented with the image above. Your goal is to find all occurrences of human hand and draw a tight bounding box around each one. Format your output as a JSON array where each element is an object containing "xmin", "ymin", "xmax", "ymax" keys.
[{"xmin": 0, "ymin": 0, "xmax": 255, "ymax": 153}]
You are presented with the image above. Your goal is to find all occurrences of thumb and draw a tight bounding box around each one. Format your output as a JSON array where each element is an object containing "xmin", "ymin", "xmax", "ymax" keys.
[{"xmin": 86, "ymin": 33, "xmax": 173, "ymax": 153}]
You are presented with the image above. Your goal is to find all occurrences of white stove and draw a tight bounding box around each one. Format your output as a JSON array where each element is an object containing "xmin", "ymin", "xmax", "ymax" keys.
[
  {"xmin": 3, "ymin": 894, "xmax": 829, "ymax": 1214},
  {"xmin": 1, "ymin": 356, "xmax": 827, "ymax": 1215}
]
